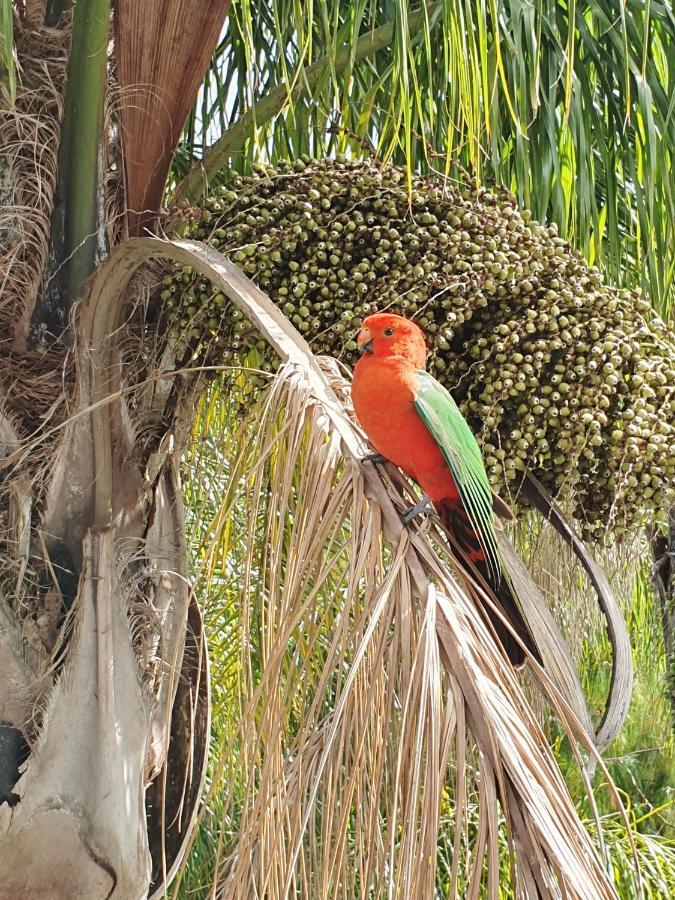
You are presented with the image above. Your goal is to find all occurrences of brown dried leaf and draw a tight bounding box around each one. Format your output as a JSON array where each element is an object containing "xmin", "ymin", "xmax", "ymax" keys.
[{"xmin": 113, "ymin": 0, "xmax": 231, "ymax": 232}]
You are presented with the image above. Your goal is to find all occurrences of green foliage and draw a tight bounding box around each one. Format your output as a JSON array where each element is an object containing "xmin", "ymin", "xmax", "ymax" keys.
[
  {"xmin": 173, "ymin": 7, "xmax": 430, "ymax": 204},
  {"xmin": 175, "ymin": 0, "xmax": 675, "ymax": 316},
  {"xmin": 0, "ymin": 0, "xmax": 15, "ymax": 105},
  {"xmin": 553, "ymin": 565, "xmax": 675, "ymax": 834}
]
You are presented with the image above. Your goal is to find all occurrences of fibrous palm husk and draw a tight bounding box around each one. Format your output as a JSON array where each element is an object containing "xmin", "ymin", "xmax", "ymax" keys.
[
  {"xmin": 0, "ymin": 237, "xmax": 212, "ymax": 897},
  {"xmin": 0, "ymin": 16, "xmax": 69, "ymax": 352},
  {"xmin": 113, "ymin": 0, "xmax": 231, "ymax": 233}
]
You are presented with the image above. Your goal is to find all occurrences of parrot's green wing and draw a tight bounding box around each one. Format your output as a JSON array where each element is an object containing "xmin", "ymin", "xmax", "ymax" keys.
[{"xmin": 412, "ymin": 369, "xmax": 500, "ymax": 579}]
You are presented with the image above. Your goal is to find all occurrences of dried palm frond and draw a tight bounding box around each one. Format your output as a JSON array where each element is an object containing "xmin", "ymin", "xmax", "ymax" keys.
[
  {"xmin": 0, "ymin": 231, "xmax": 633, "ymax": 895},
  {"xmin": 188, "ymin": 360, "xmax": 635, "ymax": 898},
  {"xmin": 22, "ymin": 3, "xmax": 46, "ymax": 28},
  {"xmin": 107, "ymin": 238, "xmax": 630, "ymax": 898},
  {"xmin": 183, "ymin": 374, "xmax": 578, "ymax": 896}
]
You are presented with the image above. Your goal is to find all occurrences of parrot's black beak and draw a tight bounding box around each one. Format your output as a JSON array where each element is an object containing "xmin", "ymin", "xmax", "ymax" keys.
[{"xmin": 357, "ymin": 339, "xmax": 373, "ymax": 355}]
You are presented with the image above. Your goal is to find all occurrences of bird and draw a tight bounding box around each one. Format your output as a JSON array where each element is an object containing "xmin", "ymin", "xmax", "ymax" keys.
[{"xmin": 350, "ymin": 311, "xmax": 539, "ymax": 666}]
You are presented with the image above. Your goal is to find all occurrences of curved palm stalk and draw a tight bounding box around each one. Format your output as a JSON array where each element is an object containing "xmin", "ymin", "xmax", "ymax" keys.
[
  {"xmin": 76, "ymin": 236, "xmax": 630, "ymax": 897},
  {"xmin": 520, "ymin": 472, "xmax": 633, "ymax": 751}
]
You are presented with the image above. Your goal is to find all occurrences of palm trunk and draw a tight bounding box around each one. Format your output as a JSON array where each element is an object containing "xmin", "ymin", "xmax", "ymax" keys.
[{"xmin": 0, "ymin": 10, "xmax": 211, "ymax": 897}]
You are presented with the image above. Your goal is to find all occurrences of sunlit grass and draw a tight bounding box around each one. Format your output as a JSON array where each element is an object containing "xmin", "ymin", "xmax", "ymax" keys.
[{"xmin": 551, "ymin": 566, "xmax": 675, "ymax": 836}]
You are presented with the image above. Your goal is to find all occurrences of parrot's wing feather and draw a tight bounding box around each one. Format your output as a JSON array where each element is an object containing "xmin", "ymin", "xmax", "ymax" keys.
[{"xmin": 412, "ymin": 370, "xmax": 500, "ymax": 580}]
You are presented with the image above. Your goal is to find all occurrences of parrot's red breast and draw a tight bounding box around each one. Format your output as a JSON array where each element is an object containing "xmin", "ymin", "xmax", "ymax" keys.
[{"xmin": 351, "ymin": 315, "xmax": 461, "ymax": 506}]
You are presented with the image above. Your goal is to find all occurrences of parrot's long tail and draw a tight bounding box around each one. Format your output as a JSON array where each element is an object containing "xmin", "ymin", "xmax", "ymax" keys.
[{"xmin": 437, "ymin": 501, "xmax": 541, "ymax": 667}]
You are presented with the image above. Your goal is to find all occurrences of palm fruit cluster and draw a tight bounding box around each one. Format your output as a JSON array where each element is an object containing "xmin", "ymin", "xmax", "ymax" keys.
[{"xmin": 165, "ymin": 156, "xmax": 675, "ymax": 539}]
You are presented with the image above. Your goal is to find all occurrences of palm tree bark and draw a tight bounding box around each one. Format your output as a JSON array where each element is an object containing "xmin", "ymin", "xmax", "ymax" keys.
[{"xmin": 0, "ymin": 10, "xmax": 216, "ymax": 896}]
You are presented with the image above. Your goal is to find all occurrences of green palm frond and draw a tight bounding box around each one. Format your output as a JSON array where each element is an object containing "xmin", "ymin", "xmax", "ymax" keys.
[
  {"xmin": 0, "ymin": 0, "xmax": 15, "ymax": 104},
  {"xmin": 174, "ymin": 0, "xmax": 675, "ymax": 316}
]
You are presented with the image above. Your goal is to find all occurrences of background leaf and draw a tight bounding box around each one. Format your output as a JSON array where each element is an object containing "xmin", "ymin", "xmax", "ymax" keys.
[
  {"xmin": 0, "ymin": 0, "xmax": 15, "ymax": 105},
  {"xmin": 174, "ymin": 0, "xmax": 675, "ymax": 317}
]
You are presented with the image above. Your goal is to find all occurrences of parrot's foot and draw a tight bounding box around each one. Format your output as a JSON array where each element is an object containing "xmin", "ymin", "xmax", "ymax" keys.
[
  {"xmin": 402, "ymin": 495, "xmax": 435, "ymax": 524},
  {"xmin": 361, "ymin": 451, "xmax": 387, "ymax": 464}
]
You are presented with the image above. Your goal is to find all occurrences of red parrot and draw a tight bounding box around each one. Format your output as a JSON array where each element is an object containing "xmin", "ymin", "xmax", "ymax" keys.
[{"xmin": 351, "ymin": 312, "xmax": 539, "ymax": 666}]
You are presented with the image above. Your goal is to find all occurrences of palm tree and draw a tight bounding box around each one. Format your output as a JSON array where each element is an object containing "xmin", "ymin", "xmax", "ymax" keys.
[{"xmin": 0, "ymin": 1, "xmax": 672, "ymax": 897}]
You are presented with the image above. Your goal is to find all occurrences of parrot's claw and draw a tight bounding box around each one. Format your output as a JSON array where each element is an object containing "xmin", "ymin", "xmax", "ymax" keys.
[
  {"xmin": 361, "ymin": 451, "xmax": 387, "ymax": 465},
  {"xmin": 401, "ymin": 495, "xmax": 434, "ymax": 525}
]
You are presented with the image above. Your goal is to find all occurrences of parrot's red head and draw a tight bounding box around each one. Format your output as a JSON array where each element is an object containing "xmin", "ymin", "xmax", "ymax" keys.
[{"xmin": 355, "ymin": 313, "xmax": 427, "ymax": 367}]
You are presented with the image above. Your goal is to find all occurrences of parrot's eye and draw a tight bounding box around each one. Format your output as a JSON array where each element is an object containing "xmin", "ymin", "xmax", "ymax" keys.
[{"xmin": 383, "ymin": 327, "xmax": 394, "ymax": 336}]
